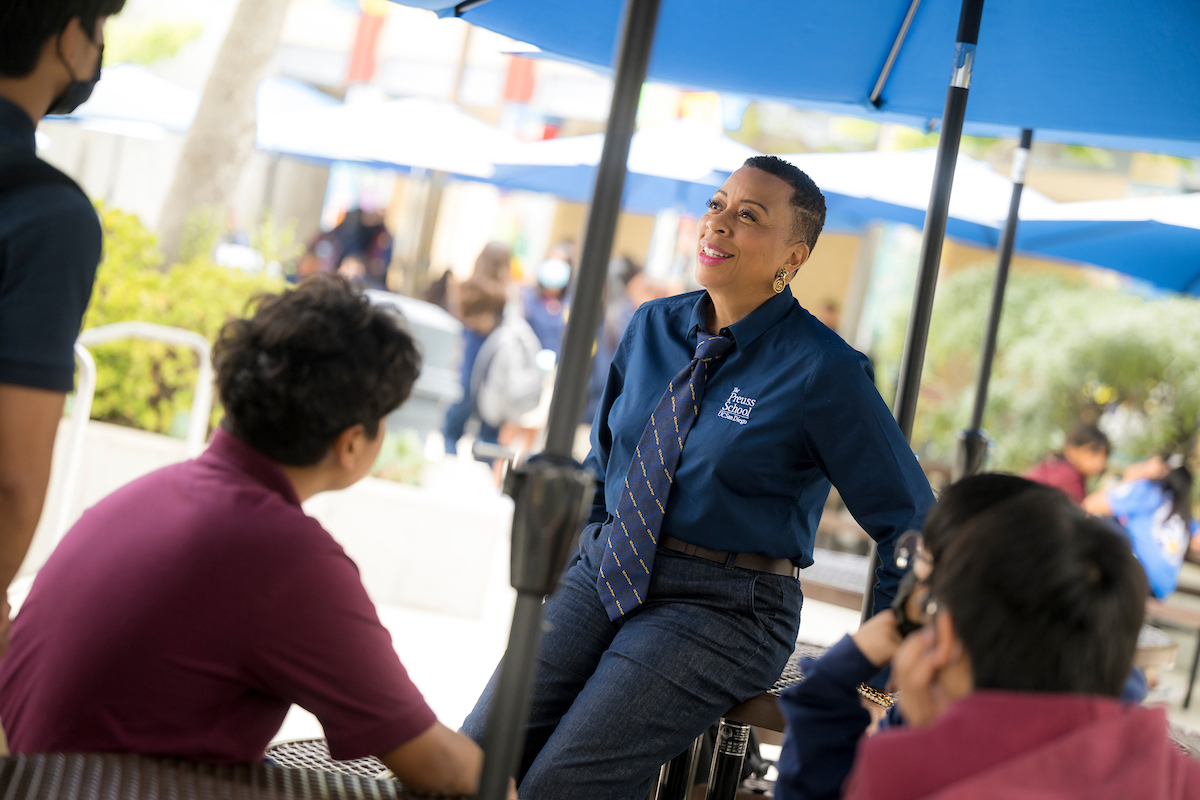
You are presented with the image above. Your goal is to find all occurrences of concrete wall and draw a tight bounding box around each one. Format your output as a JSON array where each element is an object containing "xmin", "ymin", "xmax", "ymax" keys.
[
  {"xmin": 791, "ymin": 232, "xmax": 859, "ymax": 312},
  {"xmin": 546, "ymin": 201, "xmax": 659, "ymax": 268}
]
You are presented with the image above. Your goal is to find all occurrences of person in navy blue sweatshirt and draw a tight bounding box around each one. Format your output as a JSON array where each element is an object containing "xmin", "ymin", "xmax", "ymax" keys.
[{"xmin": 776, "ymin": 474, "xmax": 1149, "ymax": 800}]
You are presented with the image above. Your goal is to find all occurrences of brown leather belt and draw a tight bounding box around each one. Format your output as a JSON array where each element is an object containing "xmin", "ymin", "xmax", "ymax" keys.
[{"xmin": 659, "ymin": 535, "xmax": 800, "ymax": 578}]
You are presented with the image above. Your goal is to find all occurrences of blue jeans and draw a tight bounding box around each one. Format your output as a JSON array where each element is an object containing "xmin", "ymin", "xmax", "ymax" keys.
[
  {"xmin": 462, "ymin": 521, "xmax": 803, "ymax": 799},
  {"xmin": 443, "ymin": 328, "xmax": 500, "ymax": 457}
]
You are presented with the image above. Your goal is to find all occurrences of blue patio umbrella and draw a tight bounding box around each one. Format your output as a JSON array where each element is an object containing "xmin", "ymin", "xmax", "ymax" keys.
[
  {"xmin": 786, "ymin": 148, "xmax": 1200, "ymax": 296},
  {"xmin": 488, "ymin": 118, "xmax": 758, "ymax": 215},
  {"xmin": 400, "ymin": 0, "xmax": 1200, "ymax": 438},
  {"xmin": 1019, "ymin": 193, "xmax": 1200, "ymax": 296},
  {"xmin": 782, "ymin": 147, "xmax": 1056, "ymax": 246},
  {"xmin": 256, "ymin": 96, "xmax": 505, "ymax": 177},
  {"xmin": 407, "ymin": 0, "xmax": 1200, "ymax": 150},
  {"xmin": 389, "ymin": 2, "xmax": 1200, "ymax": 795}
]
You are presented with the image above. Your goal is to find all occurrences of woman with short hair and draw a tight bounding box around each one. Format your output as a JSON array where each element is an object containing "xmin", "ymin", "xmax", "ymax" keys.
[{"xmin": 464, "ymin": 157, "xmax": 934, "ymax": 799}]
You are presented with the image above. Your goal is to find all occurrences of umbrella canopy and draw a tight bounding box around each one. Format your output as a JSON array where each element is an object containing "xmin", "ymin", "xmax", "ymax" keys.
[
  {"xmin": 1019, "ymin": 193, "xmax": 1200, "ymax": 295},
  {"xmin": 55, "ymin": 67, "xmax": 338, "ymax": 141},
  {"xmin": 398, "ymin": 0, "xmax": 1200, "ymax": 157},
  {"xmin": 778, "ymin": 149, "xmax": 1200, "ymax": 297},
  {"xmin": 256, "ymin": 96, "xmax": 508, "ymax": 178},
  {"xmin": 490, "ymin": 119, "xmax": 758, "ymax": 214},
  {"xmin": 780, "ymin": 147, "xmax": 1057, "ymax": 245},
  {"xmin": 255, "ymin": 76, "xmax": 340, "ymax": 118},
  {"xmin": 54, "ymin": 63, "xmax": 199, "ymax": 137}
]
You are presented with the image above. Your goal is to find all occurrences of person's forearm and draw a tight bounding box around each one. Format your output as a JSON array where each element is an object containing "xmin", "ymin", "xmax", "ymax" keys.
[
  {"xmin": 380, "ymin": 722, "xmax": 484, "ymax": 796},
  {"xmin": 0, "ymin": 484, "xmax": 45, "ymax": 589},
  {"xmin": 0, "ymin": 385, "xmax": 65, "ymax": 590}
]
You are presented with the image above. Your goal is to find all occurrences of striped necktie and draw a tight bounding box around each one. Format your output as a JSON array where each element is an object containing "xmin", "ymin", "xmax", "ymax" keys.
[{"xmin": 598, "ymin": 333, "xmax": 735, "ymax": 620}]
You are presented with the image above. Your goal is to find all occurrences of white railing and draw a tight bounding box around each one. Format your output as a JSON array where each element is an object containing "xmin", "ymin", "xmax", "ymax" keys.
[
  {"xmin": 76, "ymin": 322, "xmax": 214, "ymax": 458},
  {"xmin": 50, "ymin": 343, "xmax": 98, "ymax": 545}
]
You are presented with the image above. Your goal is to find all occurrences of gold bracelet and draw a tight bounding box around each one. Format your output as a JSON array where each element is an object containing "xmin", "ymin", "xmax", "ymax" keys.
[{"xmin": 857, "ymin": 683, "xmax": 895, "ymax": 708}]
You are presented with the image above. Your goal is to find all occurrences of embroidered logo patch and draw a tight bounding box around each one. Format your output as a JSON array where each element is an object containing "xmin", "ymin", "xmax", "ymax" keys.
[{"xmin": 717, "ymin": 387, "xmax": 755, "ymax": 426}]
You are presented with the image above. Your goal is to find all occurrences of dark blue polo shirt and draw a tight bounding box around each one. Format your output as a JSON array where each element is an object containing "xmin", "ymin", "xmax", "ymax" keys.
[
  {"xmin": 0, "ymin": 96, "xmax": 102, "ymax": 392},
  {"xmin": 585, "ymin": 286, "xmax": 933, "ymax": 610}
]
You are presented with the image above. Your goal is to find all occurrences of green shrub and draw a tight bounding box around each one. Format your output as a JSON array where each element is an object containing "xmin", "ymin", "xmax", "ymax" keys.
[
  {"xmin": 103, "ymin": 20, "xmax": 203, "ymax": 67},
  {"xmin": 874, "ymin": 264, "xmax": 1200, "ymax": 473},
  {"xmin": 82, "ymin": 205, "xmax": 283, "ymax": 436},
  {"xmin": 371, "ymin": 430, "xmax": 426, "ymax": 486}
]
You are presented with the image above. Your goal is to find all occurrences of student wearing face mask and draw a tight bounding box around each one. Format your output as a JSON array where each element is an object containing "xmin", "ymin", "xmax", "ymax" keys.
[{"xmin": 0, "ymin": 0, "xmax": 123, "ymax": 651}]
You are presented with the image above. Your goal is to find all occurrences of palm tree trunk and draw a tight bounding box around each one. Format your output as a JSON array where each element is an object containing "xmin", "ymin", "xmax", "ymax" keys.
[{"xmin": 157, "ymin": 0, "xmax": 291, "ymax": 263}]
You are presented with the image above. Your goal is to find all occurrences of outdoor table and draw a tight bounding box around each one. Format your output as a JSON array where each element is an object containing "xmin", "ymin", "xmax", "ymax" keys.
[
  {"xmin": 0, "ymin": 752, "xmax": 467, "ymax": 800},
  {"xmin": 255, "ymin": 629, "xmax": 1190, "ymax": 800},
  {"xmin": 1170, "ymin": 724, "xmax": 1200, "ymax": 761},
  {"xmin": 266, "ymin": 740, "xmax": 387, "ymax": 779},
  {"xmin": 1146, "ymin": 598, "xmax": 1200, "ymax": 707},
  {"xmin": 1135, "ymin": 623, "xmax": 1178, "ymax": 671},
  {"xmin": 259, "ymin": 644, "xmax": 842, "ymax": 800},
  {"xmin": 799, "ymin": 548, "xmax": 870, "ymax": 611}
]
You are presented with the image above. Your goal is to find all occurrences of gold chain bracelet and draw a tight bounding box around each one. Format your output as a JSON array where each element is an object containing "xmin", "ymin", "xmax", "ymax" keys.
[{"xmin": 857, "ymin": 683, "xmax": 895, "ymax": 708}]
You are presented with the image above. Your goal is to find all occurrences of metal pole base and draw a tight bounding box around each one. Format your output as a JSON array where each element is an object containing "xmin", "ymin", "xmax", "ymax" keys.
[
  {"xmin": 653, "ymin": 736, "xmax": 703, "ymax": 800},
  {"xmin": 704, "ymin": 720, "xmax": 750, "ymax": 800},
  {"xmin": 954, "ymin": 428, "xmax": 991, "ymax": 480},
  {"xmin": 1186, "ymin": 631, "xmax": 1200, "ymax": 709}
]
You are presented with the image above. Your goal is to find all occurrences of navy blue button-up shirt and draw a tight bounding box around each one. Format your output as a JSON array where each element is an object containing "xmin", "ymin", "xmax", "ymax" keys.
[{"xmin": 584, "ymin": 287, "xmax": 933, "ymax": 610}]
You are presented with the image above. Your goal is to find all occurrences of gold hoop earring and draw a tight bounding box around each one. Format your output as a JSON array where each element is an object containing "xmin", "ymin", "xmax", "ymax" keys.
[{"xmin": 773, "ymin": 268, "xmax": 788, "ymax": 294}]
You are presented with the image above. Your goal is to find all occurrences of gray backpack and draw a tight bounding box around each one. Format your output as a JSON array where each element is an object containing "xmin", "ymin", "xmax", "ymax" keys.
[{"xmin": 471, "ymin": 311, "xmax": 545, "ymax": 428}]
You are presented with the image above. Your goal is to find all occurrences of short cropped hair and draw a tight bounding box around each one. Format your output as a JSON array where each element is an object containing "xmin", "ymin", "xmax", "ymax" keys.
[
  {"xmin": 1066, "ymin": 423, "xmax": 1110, "ymax": 454},
  {"xmin": 742, "ymin": 155, "xmax": 827, "ymax": 251},
  {"xmin": 213, "ymin": 275, "xmax": 421, "ymax": 466},
  {"xmin": 922, "ymin": 473, "xmax": 1045, "ymax": 565},
  {"xmin": 935, "ymin": 492, "xmax": 1147, "ymax": 697},
  {"xmin": 0, "ymin": 0, "xmax": 126, "ymax": 77}
]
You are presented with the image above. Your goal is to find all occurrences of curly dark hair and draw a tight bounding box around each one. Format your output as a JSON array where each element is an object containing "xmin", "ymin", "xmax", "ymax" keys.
[
  {"xmin": 213, "ymin": 275, "xmax": 421, "ymax": 466},
  {"xmin": 742, "ymin": 155, "xmax": 827, "ymax": 251},
  {"xmin": 0, "ymin": 0, "xmax": 126, "ymax": 77}
]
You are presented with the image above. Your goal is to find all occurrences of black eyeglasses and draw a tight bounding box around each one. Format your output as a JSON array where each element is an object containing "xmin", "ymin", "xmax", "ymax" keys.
[
  {"xmin": 894, "ymin": 530, "xmax": 931, "ymax": 572},
  {"xmin": 892, "ymin": 530, "xmax": 937, "ymax": 636}
]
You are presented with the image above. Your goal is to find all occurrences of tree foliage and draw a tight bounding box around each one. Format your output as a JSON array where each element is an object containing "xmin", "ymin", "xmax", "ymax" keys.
[
  {"xmin": 103, "ymin": 20, "xmax": 203, "ymax": 67},
  {"xmin": 82, "ymin": 205, "xmax": 283, "ymax": 436},
  {"xmin": 873, "ymin": 264, "xmax": 1200, "ymax": 472}
]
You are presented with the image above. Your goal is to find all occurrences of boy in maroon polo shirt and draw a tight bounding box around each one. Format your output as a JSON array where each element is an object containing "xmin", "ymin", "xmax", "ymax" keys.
[
  {"xmin": 1025, "ymin": 423, "xmax": 1110, "ymax": 505},
  {"xmin": 0, "ymin": 276, "xmax": 486, "ymax": 795}
]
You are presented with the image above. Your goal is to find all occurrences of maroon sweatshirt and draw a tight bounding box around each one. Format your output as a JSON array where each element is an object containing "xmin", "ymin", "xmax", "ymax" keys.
[{"xmin": 845, "ymin": 691, "xmax": 1200, "ymax": 800}]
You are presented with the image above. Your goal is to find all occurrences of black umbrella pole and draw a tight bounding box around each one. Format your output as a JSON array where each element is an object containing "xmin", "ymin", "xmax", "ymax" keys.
[
  {"xmin": 477, "ymin": 458, "xmax": 594, "ymax": 800},
  {"xmin": 477, "ymin": 592, "xmax": 544, "ymax": 799},
  {"xmin": 955, "ymin": 128, "xmax": 1032, "ymax": 479},
  {"xmin": 864, "ymin": 0, "xmax": 985, "ymax": 623},
  {"xmin": 474, "ymin": 3, "xmax": 661, "ymax": 799},
  {"xmin": 543, "ymin": 0, "xmax": 663, "ymax": 458}
]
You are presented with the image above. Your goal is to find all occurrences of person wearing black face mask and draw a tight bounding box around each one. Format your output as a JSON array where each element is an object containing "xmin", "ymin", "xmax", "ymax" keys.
[{"xmin": 0, "ymin": 0, "xmax": 125, "ymax": 654}]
